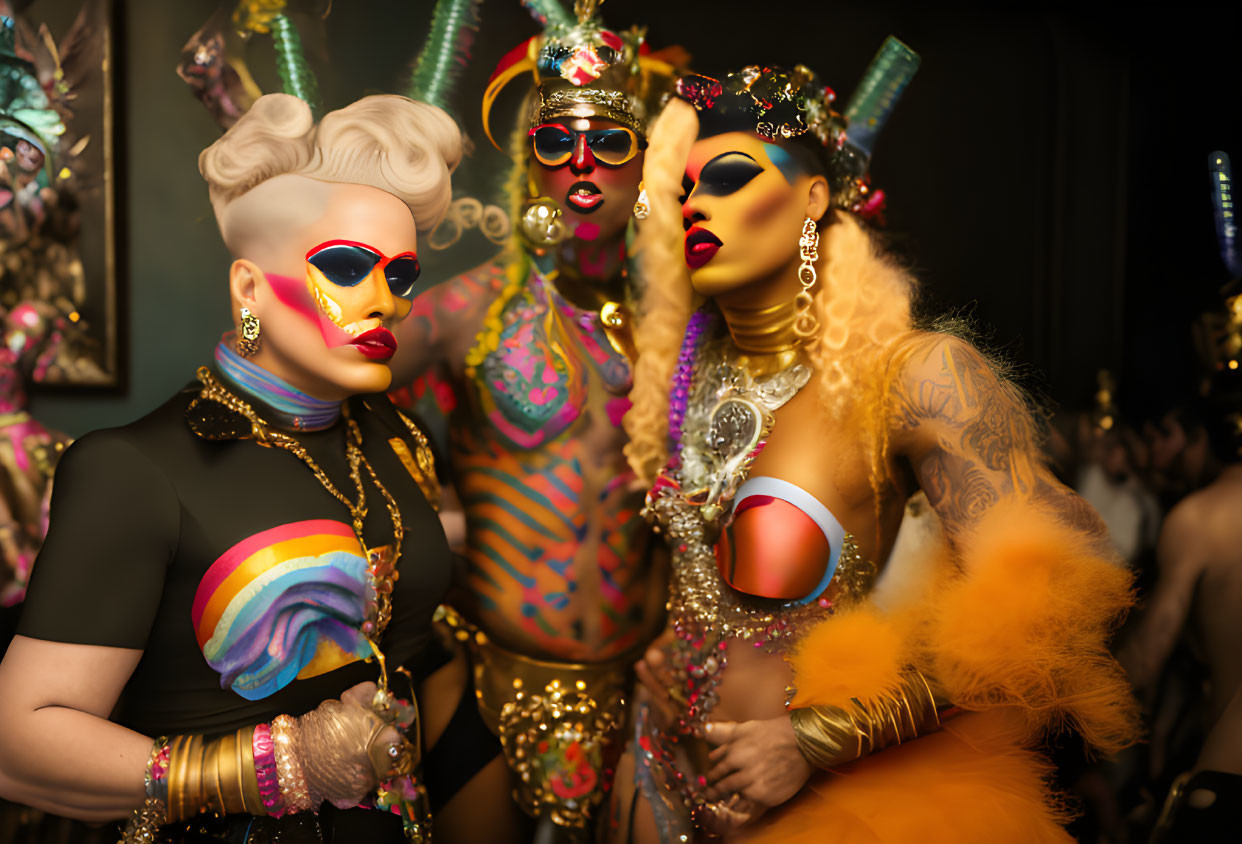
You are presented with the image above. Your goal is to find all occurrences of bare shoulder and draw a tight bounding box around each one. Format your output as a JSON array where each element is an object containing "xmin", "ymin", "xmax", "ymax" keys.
[
  {"xmin": 882, "ymin": 330, "xmax": 1086, "ymax": 549},
  {"xmin": 886, "ymin": 330, "xmax": 1018, "ymax": 442},
  {"xmin": 445, "ymin": 257, "xmax": 510, "ymax": 301},
  {"xmin": 1158, "ymin": 488, "xmax": 1215, "ymax": 571},
  {"xmin": 1167, "ymin": 472, "xmax": 1242, "ymax": 563},
  {"xmin": 420, "ymin": 256, "xmax": 509, "ymax": 320},
  {"xmin": 396, "ymin": 255, "xmax": 511, "ymax": 380}
]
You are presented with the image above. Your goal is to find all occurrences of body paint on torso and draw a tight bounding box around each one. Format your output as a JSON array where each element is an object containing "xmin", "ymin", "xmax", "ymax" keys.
[{"xmin": 398, "ymin": 260, "xmax": 656, "ymax": 661}]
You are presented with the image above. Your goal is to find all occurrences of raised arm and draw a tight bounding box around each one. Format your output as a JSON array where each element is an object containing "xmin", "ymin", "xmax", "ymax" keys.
[{"xmin": 887, "ymin": 333, "xmax": 1115, "ymax": 558}]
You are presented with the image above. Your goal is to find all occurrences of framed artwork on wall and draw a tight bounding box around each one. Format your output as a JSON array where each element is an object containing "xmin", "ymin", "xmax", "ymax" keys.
[{"xmin": 1, "ymin": 0, "xmax": 124, "ymax": 389}]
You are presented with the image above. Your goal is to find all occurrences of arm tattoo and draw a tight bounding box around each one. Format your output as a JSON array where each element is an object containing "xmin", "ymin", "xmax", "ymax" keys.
[
  {"xmin": 917, "ymin": 446, "xmax": 1001, "ymax": 533},
  {"xmin": 963, "ymin": 394, "xmax": 1019, "ymax": 474},
  {"xmin": 893, "ymin": 338, "xmax": 1111, "ymax": 554}
]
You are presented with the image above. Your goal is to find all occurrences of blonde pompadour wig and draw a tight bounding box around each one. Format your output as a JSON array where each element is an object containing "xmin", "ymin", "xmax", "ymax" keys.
[{"xmin": 199, "ymin": 93, "xmax": 463, "ymax": 249}]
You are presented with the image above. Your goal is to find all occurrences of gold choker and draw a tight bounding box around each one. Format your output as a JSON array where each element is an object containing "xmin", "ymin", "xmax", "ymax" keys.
[{"xmin": 718, "ymin": 297, "xmax": 803, "ymax": 375}]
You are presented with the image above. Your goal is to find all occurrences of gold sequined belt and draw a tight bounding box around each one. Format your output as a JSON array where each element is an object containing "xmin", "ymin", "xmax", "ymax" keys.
[{"xmin": 439, "ymin": 606, "xmax": 642, "ymax": 829}]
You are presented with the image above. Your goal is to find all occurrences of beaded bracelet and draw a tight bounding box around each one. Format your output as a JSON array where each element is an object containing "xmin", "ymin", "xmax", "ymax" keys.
[
  {"xmin": 119, "ymin": 736, "xmax": 172, "ymax": 843},
  {"xmin": 270, "ymin": 715, "xmax": 313, "ymax": 813},
  {"xmin": 252, "ymin": 722, "xmax": 286, "ymax": 817},
  {"xmin": 144, "ymin": 736, "xmax": 171, "ymax": 807}
]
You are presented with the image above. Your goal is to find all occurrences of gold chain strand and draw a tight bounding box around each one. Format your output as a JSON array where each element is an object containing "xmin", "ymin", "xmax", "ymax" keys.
[
  {"xmin": 193, "ymin": 367, "xmax": 404, "ymax": 640},
  {"xmin": 195, "ymin": 368, "xmax": 368, "ymax": 527},
  {"xmin": 354, "ymin": 445, "xmax": 404, "ymax": 642}
]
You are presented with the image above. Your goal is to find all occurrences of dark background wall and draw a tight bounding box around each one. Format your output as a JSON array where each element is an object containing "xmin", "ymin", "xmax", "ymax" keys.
[{"xmin": 24, "ymin": 0, "xmax": 1242, "ymax": 435}]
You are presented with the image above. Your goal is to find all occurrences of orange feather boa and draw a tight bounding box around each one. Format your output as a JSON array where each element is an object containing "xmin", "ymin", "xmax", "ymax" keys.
[{"xmin": 740, "ymin": 503, "xmax": 1140, "ymax": 843}]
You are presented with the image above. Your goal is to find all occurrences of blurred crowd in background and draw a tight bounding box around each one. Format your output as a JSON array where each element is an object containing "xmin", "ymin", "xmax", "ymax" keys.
[{"xmin": 1044, "ymin": 352, "xmax": 1242, "ymax": 842}]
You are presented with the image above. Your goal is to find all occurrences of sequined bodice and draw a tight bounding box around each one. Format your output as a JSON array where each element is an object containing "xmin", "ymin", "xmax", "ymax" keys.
[{"xmin": 644, "ymin": 329, "xmax": 876, "ymax": 728}]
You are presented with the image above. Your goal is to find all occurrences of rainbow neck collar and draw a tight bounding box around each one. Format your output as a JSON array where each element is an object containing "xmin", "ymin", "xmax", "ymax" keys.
[{"xmin": 213, "ymin": 342, "xmax": 342, "ymax": 432}]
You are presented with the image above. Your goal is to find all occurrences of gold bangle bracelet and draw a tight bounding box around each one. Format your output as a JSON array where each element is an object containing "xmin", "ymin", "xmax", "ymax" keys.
[
  {"xmin": 220, "ymin": 732, "xmax": 239, "ymax": 813},
  {"xmin": 176, "ymin": 734, "xmax": 205, "ymax": 822},
  {"xmin": 164, "ymin": 735, "xmax": 184, "ymax": 823},
  {"xmin": 203, "ymin": 734, "xmax": 224, "ymax": 814},
  {"xmin": 190, "ymin": 734, "xmax": 207, "ymax": 819},
  {"xmin": 215, "ymin": 729, "xmax": 252, "ymax": 815},
  {"xmin": 790, "ymin": 668, "xmax": 942, "ymax": 770},
  {"xmin": 174, "ymin": 734, "xmax": 195, "ymax": 822},
  {"xmin": 789, "ymin": 704, "xmax": 864, "ymax": 769},
  {"xmin": 164, "ymin": 729, "xmax": 265, "ymax": 820}
]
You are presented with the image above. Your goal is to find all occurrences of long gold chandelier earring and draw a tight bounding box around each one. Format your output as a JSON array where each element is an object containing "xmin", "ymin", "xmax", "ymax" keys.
[
  {"xmin": 237, "ymin": 308, "xmax": 261, "ymax": 357},
  {"xmin": 793, "ymin": 217, "xmax": 821, "ymax": 339}
]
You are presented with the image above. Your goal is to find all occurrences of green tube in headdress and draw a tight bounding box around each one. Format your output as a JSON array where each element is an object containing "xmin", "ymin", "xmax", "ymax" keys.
[
  {"xmin": 232, "ymin": 1, "xmax": 321, "ymax": 112},
  {"xmin": 269, "ymin": 14, "xmax": 321, "ymax": 111},
  {"xmin": 843, "ymin": 36, "xmax": 919, "ymax": 163},
  {"xmin": 405, "ymin": 0, "xmax": 484, "ymax": 119}
]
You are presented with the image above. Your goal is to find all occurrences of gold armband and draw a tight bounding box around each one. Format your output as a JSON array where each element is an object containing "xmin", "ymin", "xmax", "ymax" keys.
[
  {"xmin": 165, "ymin": 726, "xmax": 264, "ymax": 822},
  {"xmin": 789, "ymin": 669, "xmax": 941, "ymax": 769}
]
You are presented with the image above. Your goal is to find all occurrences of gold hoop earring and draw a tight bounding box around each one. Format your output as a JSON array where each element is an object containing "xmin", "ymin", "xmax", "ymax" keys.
[
  {"xmin": 237, "ymin": 307, "xmax": 261, "ymax": 357},
  {"xmin": 793, "ymin": 217, "xmax": 820, "ymax": 339}
]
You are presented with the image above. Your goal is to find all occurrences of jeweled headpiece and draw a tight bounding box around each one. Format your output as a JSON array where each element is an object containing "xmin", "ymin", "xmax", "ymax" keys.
[
  {"xmin": 482, "ymin": 0, "xmax": 675, "ymax": 149},
  {"xmin": 675, "ymin": 37, "xmax": 919, "ymax": 223}
]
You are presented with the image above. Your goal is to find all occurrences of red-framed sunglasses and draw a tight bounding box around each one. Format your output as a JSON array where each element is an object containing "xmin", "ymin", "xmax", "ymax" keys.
[{"xmin": 306, "ymin": 240, "xmax": 422, "ymax": 299}]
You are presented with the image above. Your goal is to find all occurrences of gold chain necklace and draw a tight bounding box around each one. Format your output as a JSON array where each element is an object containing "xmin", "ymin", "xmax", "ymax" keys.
[{"xmin": 191, "ymin": 367, "xmax": 404, "ymax": 640}]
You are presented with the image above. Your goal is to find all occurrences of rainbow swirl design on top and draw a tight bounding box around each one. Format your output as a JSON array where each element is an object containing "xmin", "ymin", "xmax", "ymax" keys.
[{"xmin": 192, "ymin": 520, "xmax": 373, "ymax": 700}]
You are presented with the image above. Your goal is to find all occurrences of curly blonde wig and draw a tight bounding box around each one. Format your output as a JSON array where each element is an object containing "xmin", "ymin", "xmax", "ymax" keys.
[
  {"xmin": 200, "ymin": 93, "xmax": 463, "ymax": 251},
  {"xmin": 623, "ymin": 99, "xmax": 918, "ymax": 488}
]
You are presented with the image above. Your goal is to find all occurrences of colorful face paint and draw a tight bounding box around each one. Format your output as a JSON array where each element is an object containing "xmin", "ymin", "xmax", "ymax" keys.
[
  {"xmin": 531, "ymin": 117, "xmax": 644, "ymax": 248},
  {"xmin": 307, "ymin": 239, "xmax": 421, "ymax": 300},
  {"xmin": 761, "ymin": 142, "xmax": 802, "ymax": 184},
  {"xmin": 680, "ymin": 132, "xmax": 813, "ymax": 297},
  {"xmin": 265, "ymin": 239, "xmax": 417, "ymax": 359},
  {"xmin": 265, "ymin": 269, "xmax": 357, "ymax": 348}
]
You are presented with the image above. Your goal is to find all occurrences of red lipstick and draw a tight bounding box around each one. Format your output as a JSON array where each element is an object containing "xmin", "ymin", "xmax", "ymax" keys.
[
  {"xmin": 685, "ymin": 226, "xmax": 723, "ymax": 269},
  {"xmin": 351, "ymin": 327, "xmax": 397, "ymax": 361}
]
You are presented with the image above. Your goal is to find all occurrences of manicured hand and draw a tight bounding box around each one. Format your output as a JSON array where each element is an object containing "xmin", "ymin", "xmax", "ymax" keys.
[{"xmin": 702, "ymin": 716, "xmax": 813, "ymax": 817}]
